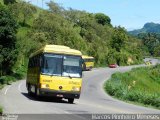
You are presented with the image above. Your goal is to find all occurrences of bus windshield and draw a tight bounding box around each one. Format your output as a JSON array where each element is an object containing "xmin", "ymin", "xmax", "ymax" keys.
[
  {"xmin": 63, "ymin": 56, "xmax": 81, "ymax": 78},
  {"xmin": 84, "ymin": 58, "xmax": 94, "ymax": 62},
  {"xmin": 41, "ymin": 54, "xmax": 82, "ymax": 78}
]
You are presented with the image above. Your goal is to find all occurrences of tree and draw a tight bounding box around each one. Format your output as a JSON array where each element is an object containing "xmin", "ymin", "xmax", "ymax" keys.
[
  {"xmin": 139, "ymin": 33, "xmax": 160, "ymax": 55},
  {"xmin": 95, "ymin": 13, "xmax": 111, "ymax": 26},
  {"xmin": 0, "ymin": 5, "xmax": 18, "ymax": 75},
  {"xmin": 31, "ymin": 10, "xmax": 87, "ymax": 52},
  {"xmin": 47, "ymin": 1, "xmax": 64, "ymax": 14},
  {"xmin": 153, "ymin": 45, "xmax": 160, "ymax": 56},
  {"xmin": 9, "ymin": 2, "xmax": 37, "ymax": 26},
  {"xmin": 3, "ymin": 0, "xmax": 16, "ymax": 5},
  {"xmin": 111, "ymin": 27, "xmax": 128, "ymax": 52}
]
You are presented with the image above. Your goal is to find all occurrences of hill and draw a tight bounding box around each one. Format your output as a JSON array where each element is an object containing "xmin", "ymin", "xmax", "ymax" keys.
[
  {"xmin": 129, "ymin": 22, "xmax": 160, "ymax": 35},
  {"xmin": 0, "ymin": 0, "xmax": 144, "ymax": 78},
  {"xmin": 129, "ymin": 22, "xmax": 160, "ymax": 56}
]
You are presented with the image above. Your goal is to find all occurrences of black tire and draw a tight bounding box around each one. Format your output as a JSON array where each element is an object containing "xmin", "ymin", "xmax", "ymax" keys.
[
  {"xmin": 27, "ymin": 84, "xmax": 32, "ymax": 95},
  {"xmin": 83, "ymin": 63, "xmax": 86, "ymax": 71},
  {"xmin": 68, "ymin": 98, "xmax": 74, "ymax": 104},
  {"xmin": 35, "ymin": 87, "xmax": 43, "ymax": 100},
  {"xmin": 35, "ymin": 87, "xmax": 41, "ymax": 97},
  {"xmin": 89, "ymin": 66, "xmax": 92, "ymax": 71},
  {"xmin": 56, "ymin": 97, "xmax": 62, "ymax": 100}
]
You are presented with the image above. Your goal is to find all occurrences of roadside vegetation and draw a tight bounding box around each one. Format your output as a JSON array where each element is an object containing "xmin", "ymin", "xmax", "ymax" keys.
[
  {"xmin": 105, "ymin": 65, "xmax": 160, "ymax": 109},
  {"xmin": 138, "ymin": 33, "xmax": 160, "ymax": 57},
  {"xmin": 0, "ymin": 0, "xmax": 159, "ymax": 112},
  {"xmin": 0, "ymin": 106, "xmax": 2, "ymax": 115},
  {"xmin": 0, "ymin": 0, "xmax": 146, "ymax": 84}
]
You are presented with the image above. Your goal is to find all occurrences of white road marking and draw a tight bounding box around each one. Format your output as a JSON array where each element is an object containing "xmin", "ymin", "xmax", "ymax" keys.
[
  {"xmin": 18, "ymin": 82, "xmax": 23, "ymax": 92},
  {"xmin": 63, "ymin": 111, "xmax": 70, "ymax": 114},
  {"xmin": 4, "ymin": 86, "xmax": 11, "ymax": 95}
]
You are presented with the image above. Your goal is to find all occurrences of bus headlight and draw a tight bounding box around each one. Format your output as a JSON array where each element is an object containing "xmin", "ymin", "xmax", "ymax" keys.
[
  {"xmin": 41, "ymin": 84, "xmax": 49, "ymax": 88},
  {"xmin": 72, "ymin": 87, "xmax": 80, "ymax": 91}
]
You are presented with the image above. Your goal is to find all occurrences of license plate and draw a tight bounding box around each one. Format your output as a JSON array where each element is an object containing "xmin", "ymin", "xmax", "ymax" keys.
[{"xmin": 57, "ymin": 94, "xmax": 63, "ymax": 97}]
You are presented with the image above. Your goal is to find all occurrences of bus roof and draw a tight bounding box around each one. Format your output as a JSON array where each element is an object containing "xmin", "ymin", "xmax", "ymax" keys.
[
  {"xmin": 82, "ymin": 55, "xmax": 94, "ymax": 59},
  {"xmin": 45, "ymin": 45, "xmax": 70, "ymax": 49},
  {"xmin": 30, "ymin": 45, "xmax": 82, "ymax": 58}
]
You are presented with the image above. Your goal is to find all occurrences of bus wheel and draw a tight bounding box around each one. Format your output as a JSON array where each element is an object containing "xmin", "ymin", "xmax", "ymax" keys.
[
  {"xmin": 68, "ymin": 98, "xmax": 74, "ymax": 104},
  {"xmin": 28, "ymin": 84, "xmax": 32, "ymax": 95},
  {"xmin": 83, "ymin": 63, "xmax": 86, "ymax": 71},
  {"xmin": 89, "ymin": 67, "xmax": 92, "ymax": 71},
  {"xmin": 35, "ymin": 87, "xmax": 41, "ymax": 98}
]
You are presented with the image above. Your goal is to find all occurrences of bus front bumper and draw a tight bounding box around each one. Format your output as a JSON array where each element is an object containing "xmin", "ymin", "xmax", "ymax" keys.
[{"xmin": 39, "ymin": 88, "xmax": 80, "ymax": 99}]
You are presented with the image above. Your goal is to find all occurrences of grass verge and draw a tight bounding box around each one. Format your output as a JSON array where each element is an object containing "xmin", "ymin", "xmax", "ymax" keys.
[
  {"xmin": 0, "ymin": 106, "xmax": 2, "ymax": 115},
  {"xmin": 0, "ymin": 84, "xmax": 2, "ymax": 115},
  {"xmin": 104, "ymin": 65, "xmax": 160, "ymax": 110}
]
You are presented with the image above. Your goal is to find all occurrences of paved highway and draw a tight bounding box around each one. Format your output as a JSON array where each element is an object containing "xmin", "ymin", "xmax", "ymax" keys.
[{"xmin": 0, "ymin": 59, "xmax": 160, "ymax": 120}]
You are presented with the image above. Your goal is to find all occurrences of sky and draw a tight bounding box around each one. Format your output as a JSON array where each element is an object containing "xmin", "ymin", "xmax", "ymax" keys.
[{"xmin": 25, "ymin": 0, "xmax": 160, "ymax": 30}]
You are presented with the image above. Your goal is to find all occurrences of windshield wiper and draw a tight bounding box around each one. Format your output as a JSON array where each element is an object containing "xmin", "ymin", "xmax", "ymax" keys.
[
  {"xmin": 63, "ymin": 72, "xmax": 73, "ymax": 79},
  {"xmin": 68, "ymin": 75, "xmax": 72, "ymax": 79}
]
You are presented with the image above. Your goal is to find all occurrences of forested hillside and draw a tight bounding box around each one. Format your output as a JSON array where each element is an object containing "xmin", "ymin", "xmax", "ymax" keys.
[
  {"xmin": 129, "ymin": 22, "xmax": 160, "ymax": 56},
  {"xmin": 137, "ymin": 33, "xmax": 160, "ymax": 56},
  {"xmin": 0, "ymin": 0, "xmax": 144, "ymax": 79},
  {"xmin": 129, "ymin": 22, "xmax": 160, "ymax": 35}
]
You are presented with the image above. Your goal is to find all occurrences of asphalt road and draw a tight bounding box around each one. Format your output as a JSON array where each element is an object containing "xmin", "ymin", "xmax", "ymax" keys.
[{"xmin": 0, "ymin": 58, "xmax": 160, "ymax": 120}]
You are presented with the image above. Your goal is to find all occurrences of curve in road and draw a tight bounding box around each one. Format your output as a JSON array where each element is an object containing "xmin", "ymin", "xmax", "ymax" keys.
[{"xmin": 0, "ymin": 59, "xmax": 160, "ymax": 120}]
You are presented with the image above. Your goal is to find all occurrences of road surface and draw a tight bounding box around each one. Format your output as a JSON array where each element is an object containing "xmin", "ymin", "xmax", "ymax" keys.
[{"xmin": 0, "ymin": 59, "xmax": 160, "ymax": 120}]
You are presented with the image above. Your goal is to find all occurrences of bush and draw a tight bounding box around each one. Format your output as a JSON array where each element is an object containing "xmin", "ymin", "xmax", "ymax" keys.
[
  {"xmin": 12, "ymin": 72, "xmax": 25, "ymax": 80},
  {"xmin": 105, "ymin": 80, "xmax": 127, "ymax": 99},
  {"xmin": 0, "ymin": 76, "xmax": 16, "ymax": 85},
  {"xmin": 125, "ymin": 91, "xmax": 142, "ymax": 102},
  {"xmin": 0, "ymin": 84, "xmax": 3, "ymax": 89},
  {"xmin": 149, "ymin": 66, "xmax": 160, "ymax": 83}
]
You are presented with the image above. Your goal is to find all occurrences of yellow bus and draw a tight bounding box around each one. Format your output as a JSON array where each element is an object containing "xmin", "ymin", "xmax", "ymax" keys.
[
  {"xmin": 26, "ymin": 45, "xmax": 82, "ymax": 103},
  {"xmin": 82, "ymin": 55, "xmax": 95, "ymax": 71}
]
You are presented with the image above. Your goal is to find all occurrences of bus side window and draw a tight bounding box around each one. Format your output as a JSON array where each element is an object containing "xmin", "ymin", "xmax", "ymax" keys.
[
  {"xmin": 33, "ymin": 57, "xmax": 36, "ymax": 67},
  {"xmin": 40, "ymin": 55, "xmax": 43, "ymax": 67},
  {"xmin": 37, "ymin": 56, "xmax": 39, "ymax": 66},
  {"xmin": 28, "ymin": 59, "xmax": 31, "ymax": 67},
  {"xmin": 31, "ymin": 58, "xmax": 34, "ymax": 67},
  {"xmin": 35, "ymin": 56, "xmax": 38, "ymax": 66},
  {"xmin": 32, "ymin": 57, "xmax": 34, "ymax": 67}
]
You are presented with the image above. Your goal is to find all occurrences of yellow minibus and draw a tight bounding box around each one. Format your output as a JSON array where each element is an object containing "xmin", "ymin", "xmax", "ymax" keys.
[
  {"xmin": 82, "ymin": 55, "xmax": 95, "ymax": 71},
  {"xmin": 26, "ymin": 45, "xmax": 82, "ymax": 103}
]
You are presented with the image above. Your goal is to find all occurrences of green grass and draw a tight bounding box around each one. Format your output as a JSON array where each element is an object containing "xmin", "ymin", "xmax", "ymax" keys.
[
  {"xmin": 0, "ymin": 84, "xmax": 3, "ymax": 115},
  {"xmin": 0, "ymin": 106, "xmax": 2, "ymax": 115},
  {"xmin": 0, "ymin": 84, "xmax": 3, "ymax": 89},
  {"xmin": 104, "ymin": 65, "xmax": 160, "ymax": 109}
]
